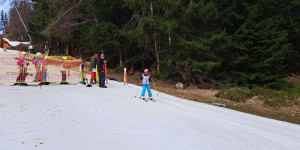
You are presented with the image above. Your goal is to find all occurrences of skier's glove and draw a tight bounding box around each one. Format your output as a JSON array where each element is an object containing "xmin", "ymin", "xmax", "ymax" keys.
[{"xmin": 151, "ymin": 78, "xmax": 154, "ymax": 81}]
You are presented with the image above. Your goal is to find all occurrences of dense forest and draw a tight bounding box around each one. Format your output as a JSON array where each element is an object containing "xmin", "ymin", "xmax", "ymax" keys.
[{"xmin": 1, "ymin": 0, "xmax": 300, "ymax": 88}]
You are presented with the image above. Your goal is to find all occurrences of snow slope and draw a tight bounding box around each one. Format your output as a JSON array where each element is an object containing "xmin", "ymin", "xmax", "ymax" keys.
[{"xmin": 0, "ymin": 81, "xmax": 300, "ymax": 150}]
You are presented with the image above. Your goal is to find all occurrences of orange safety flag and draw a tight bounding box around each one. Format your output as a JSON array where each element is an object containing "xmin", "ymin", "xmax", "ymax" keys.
[
  {"xmin": 19, "ymin": 51, "xmax": 22, "ymax": 58},
  {"xmin": 40, "ymin": 54, "xmax": 46, "ymax": 84},
  {"xmin": 96, "ymin": 65, "xmax": 99, "ymax": 86},
  {"xmin": 67, "ymin": 56, "xmax": 71, "ymax": 76},
  {"xmin": 3, "ymin": 43, "xmax": 7, "ymax": 52}
]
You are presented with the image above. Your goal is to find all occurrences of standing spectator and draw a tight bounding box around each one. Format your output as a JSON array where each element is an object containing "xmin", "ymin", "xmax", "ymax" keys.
[
  {"xmin": 41, "ymin": 57, "xmax": 49, "ymax": 85},
  {"xmin": 97, "ymin": 54, "xmax": 107, "ymax": 88},
  {"xmin": 89, "ymin": 54, "xmax": 98, "ymax": 84}
]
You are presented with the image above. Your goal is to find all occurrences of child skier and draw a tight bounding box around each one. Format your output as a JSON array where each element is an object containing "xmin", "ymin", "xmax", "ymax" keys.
[
  {"xmin": 41, "ymin": 57, "xmax": 49, "ymax": 85},
  {"xmin": 79, "ymin": 59, "xmax": 86, "ymax": 84},
  {"xmin": 60, "ymin": 56, "xmax": 68, "ymax": 84},
  {"xmin": 32, "ymin": 52, "xmax": 42, "ymax": 82},
  {"xmin": 140, "ymin": 68, "xmax": 154, "ymax": 101},
  {"xmin": 15, "ymin": 52, "xmax": 29, "ymax": 85}
]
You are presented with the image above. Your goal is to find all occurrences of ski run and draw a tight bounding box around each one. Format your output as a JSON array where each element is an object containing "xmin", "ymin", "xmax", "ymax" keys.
[{"xmin": 0, "ymin": 81, "xmax": 300, "ymax": 150}]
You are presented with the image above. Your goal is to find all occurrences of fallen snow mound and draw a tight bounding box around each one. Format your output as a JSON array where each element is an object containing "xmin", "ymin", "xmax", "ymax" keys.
[{"xmin": 0, "ymin": 81, "xmax": 300, "ymax": 150}]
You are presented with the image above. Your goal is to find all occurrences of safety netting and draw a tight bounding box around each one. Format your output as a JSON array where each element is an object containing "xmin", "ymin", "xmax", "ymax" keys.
[{"xmin": 0, "ymin": 51, "xmax": 90, "ymax": 85}]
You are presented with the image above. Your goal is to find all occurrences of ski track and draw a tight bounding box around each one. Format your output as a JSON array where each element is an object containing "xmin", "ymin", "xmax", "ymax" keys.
[{"xmin": 0, "ymin": 81, "xmax": 300, "ymax": 150}]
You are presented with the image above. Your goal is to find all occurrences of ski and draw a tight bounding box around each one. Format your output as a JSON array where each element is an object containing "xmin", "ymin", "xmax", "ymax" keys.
[
  {"xmin": 149, "ymin": 98, "xmax": 155, "ymax": 102},
  {"xmin": 140, "ymin": 97, "xmax": 148, "ymax": 102},
  {"xmin": 11, "ymin": 83, "xmax": 39, "ymax": 87},
  {"xmin": 49, "ymin": 82, "xmax": 78, "ymax": 86}
]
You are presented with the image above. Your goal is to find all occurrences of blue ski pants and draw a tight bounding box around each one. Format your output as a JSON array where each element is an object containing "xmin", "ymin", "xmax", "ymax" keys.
[
  {"xmin": 43, "ymin": 72, "xmax": 47, "ymax": 82},
  {"xmin": 141, "ymin": 84, "xmax": 152, "ymax": 97}
]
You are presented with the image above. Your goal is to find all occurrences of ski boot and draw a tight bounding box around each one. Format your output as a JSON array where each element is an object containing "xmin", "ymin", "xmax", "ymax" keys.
[{"xmin": 140, "ymin": 96, "xmax": 148, "ymax": 102}]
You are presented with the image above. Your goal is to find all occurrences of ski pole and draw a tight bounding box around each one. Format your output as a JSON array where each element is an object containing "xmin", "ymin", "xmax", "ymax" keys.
[
  {"xmin": 152, "ymin": 80, "xmax": 159, "ymax": 96},
  {"xmin": 134, "ymin": 82, "xmax": 142, "ymax": 98}
]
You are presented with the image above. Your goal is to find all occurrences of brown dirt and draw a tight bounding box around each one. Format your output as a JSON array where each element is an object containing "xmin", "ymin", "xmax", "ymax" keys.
[
  {"xmin": 245, "ymin": 96, "xmax": 264, "ymax": 105},
  {"xmin": 284, "ymin": 75, "xmax": 300, "ymax": 85},
  {"xmin": 108, "ymin": 70, "xmax": 300, "ymax": 124}
]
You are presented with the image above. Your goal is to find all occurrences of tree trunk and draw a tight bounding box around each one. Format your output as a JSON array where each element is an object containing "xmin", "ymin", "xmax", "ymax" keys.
[
  {"xmin": 0, "ymin": 35, "xmax": 3, "ymax": 48},
  {"xmin": 66, "ymin": 39, "xmax": 69, "ymax": 55},
  {"xmin": 150, "ymin": 1, "xmax": 154, "ymax": 15},
  {"xmin": 141, "ymin": 47, "xmax": 144, "ymax": 69},
  {"xmin": 119, "ymin": 49, "xmax": 124, "ymax": 68},
  {"xmin": 154, "ymin": 33, "xmax": 160, "ymax": 74},
  {"xmin": 169, "ymin": 33, "xmax": 172, "ymax": 55},
  {"xmin": 59, "ymin": 39, "xmax": 63, "ymax": 54}
]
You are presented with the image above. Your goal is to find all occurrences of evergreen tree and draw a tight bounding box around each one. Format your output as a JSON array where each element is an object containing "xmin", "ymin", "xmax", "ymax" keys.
[
  {"xmin": 0, "ymin": 10, "xmax": 4, "ymax": 32},
  {"xmin": 23, "ymin": 0, "xmax": 300, "ymax": 87}
]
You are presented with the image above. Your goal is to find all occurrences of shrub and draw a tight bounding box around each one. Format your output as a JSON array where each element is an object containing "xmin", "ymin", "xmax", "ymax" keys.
[
  {"xmin": 294, "ymin": 98, "xmax": 300, "ymax": 106},
  {"xmin": 251, "ymin": 87, "xmax": 296, "ymax": 107},
  {"xmin": 215, "ymin": 84, "xmax": 300, "ymax": 107},
  {"xmin": 264, "ymin": 80, "xmax": 293, "ymax": 90}
]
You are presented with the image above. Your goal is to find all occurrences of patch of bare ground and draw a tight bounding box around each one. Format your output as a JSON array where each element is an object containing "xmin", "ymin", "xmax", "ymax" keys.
[
  {"xmin": 108, "ymin": 70, "xmax": 300, "ymax": 124},
  {"xmin": 284, "ymin": 74, "xmax": 300, "ymax": 85}
]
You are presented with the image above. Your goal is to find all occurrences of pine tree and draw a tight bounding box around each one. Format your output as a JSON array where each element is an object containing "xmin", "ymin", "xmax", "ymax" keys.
[
  {"xmin": 0, "ymin": 10, "xmax": 4, "ymax": 32},
  {"xmin": 24, "ymin": 0, "xmax": 300, "ymax": 87}
]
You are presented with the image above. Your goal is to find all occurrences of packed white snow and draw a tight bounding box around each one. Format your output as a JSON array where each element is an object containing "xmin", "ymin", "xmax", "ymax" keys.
[
  {"xmin": 0, "ymin": 48, "xmax": 20, "ymax": 54},
  {"xmin": 0, "ymin": 81, "xmax": 300, "ymax": 150}
]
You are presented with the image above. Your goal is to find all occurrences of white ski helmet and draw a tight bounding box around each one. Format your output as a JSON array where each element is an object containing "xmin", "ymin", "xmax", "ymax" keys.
[{"xmin": 36, "ymin": 52, "xmax": 42, "ymax": 56}]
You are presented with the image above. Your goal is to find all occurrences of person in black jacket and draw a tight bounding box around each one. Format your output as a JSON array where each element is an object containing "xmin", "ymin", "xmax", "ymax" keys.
[{"xmin": 97, "ymin": 54, "xmax": 107, "ymax": 88}]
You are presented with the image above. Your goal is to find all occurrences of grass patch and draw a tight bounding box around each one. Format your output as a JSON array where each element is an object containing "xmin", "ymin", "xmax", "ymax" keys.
[
  {"xmin": 215, "ymin": 88, "xmax": 254, "ymax": 102},
  {"xmin": 215, "ymin": 84, "xmax": 300, "ymax": 107},
  {"xmin": 252, "ymin": 85, "xmax": 300, "ymax": 107}
]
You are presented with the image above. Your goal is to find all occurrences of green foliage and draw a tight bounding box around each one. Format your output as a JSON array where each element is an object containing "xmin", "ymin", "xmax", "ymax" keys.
[
  {"xmin": 27, "ymin": 0, "xmax": 300, "ymax": 88},
  {"xmin": 124, "ymin": 55, "xmax": 143, "ymax": 67},
  {"xmin": 29, "ymin": 0, "xmax": 60, "ymax": 38},
  {"xmin": 263, "ymin": 80, "xmax": 293, "ymax": 90},
  {"xmin": 251, "ymin": 86, "xmax": 299, "ymax": 107},
  {"xmin": 215, "ymin": 85, "xmax": 300, "ymax": 107}
]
